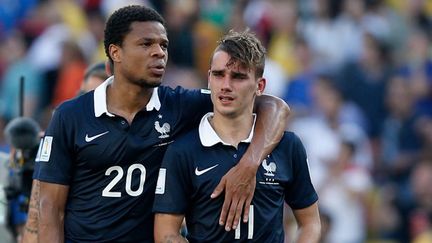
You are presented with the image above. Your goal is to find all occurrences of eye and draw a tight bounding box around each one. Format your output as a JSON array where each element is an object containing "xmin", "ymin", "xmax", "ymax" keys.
[
  {"xmin": 160, "ymin": 43, "xmax": 169, "ymax": 50},
  {"xmin": 140, "ymin": 42, "xmax": 152, "ymax": 47}
]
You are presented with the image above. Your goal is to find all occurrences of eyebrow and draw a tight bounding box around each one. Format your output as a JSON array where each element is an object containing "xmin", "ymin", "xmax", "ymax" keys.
[
  {"xmin": 231, "ymin": 71, "xmax": 248, "ymax": 79},
  {"xmin": 210, "ymin": 70, "xmax": 224, "ymax": 75},
  {"xmin": 138, "ymin": 37, "xmax": 169, "ymax": 43}
]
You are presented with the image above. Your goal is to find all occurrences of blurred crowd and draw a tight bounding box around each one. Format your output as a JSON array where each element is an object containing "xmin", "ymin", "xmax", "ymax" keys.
[{"xmin": 0, "ymin": 0, "xmax": 432, "ymax": 242}]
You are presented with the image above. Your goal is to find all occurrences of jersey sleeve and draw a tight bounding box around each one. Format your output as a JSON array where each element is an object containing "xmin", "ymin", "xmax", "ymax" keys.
[
  {"xmin": 284, "ymin": 133, "xmax": 318, "ymax": 209},
  {"xmin": 173, "ymin": 87, "xmax": 212, "ymax": 131},
  {"xmin": 153, "ymin": 142, "xmax": 193, "ymax": 214},
  {"xmin": 35, "ymin": 109, "xmax": 74, "ymax": 185}
]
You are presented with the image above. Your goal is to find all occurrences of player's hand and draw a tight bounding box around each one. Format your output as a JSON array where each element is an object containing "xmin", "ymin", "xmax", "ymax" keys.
[{"xmin": 211, "ymin": 162, "xmax": 256, "ymax": 231}]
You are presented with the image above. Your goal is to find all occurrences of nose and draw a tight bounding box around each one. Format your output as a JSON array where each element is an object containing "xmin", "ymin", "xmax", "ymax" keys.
[
  {"xmin": 220, "ymin": 76, "xmax": 232, "ymax": 91},
  {"xmin": 151, "ymin": 44, "xmax": 166, "ymax": 58}
]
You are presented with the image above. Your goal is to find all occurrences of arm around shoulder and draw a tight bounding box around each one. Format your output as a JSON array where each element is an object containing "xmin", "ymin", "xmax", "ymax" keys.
[{"xmin": 252, "ymin": 94, "xmax": 290, "ymax": 164}]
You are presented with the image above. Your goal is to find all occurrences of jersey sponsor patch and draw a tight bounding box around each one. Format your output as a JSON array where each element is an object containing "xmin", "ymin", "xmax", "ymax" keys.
[
  {"xmin": 155, "ymin": 168, "xmax": 167, "ymax": 194},
  {"xmin": 200, "ymin": 89, "xmax": 211, "ymax": 94},
  {"xmin": 39, "ymin": 136, "xmax": 53, "ymax": 162}
]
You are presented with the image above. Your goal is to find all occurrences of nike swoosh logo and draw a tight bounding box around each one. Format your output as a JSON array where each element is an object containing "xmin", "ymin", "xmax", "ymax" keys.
[
  {"xmin": 85, "ymin": 131, "xmax": 109, "ymax": 142},
  {"xmin": 195, "ymin": 164, "xmax": 219, "ymax": 176}
]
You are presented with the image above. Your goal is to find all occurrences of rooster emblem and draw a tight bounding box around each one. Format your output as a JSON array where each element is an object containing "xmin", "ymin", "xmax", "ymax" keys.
[
  {"xmin": 154, "ymin": 121, "xmax": 171, "ymax": 138},
  {"xmin": 262, "ymin": 158, "xmax": 276, "ymax": 176}
]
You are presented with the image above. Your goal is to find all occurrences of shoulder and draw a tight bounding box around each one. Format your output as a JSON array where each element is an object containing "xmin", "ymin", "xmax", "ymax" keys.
[
  {"xmin": 166, "ymin": 128, "xmax": 201, "ymax": 153},
  {"xmin": 53, "ymin": 92, "xmax": 92, "ymax": 120},
  {"xmin": 158, "ymin": 85, "xmax": 209, "ymax": 99},
  {"xmin": 278, "ymin": 131, "xmax": 302, "ymax": 147}
]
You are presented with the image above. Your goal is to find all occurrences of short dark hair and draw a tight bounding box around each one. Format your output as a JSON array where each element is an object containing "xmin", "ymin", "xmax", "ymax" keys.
[
  {"xmin": 214, "ymin": 29, "xmax": 266, "ymax": 78},
  {"xmin": 103, "ymin": 5, "xmax": 166, "ymax": 63}
]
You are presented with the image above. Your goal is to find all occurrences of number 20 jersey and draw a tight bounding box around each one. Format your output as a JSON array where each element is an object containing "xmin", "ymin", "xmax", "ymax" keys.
[{"xmin": 35, "ymin": 78, "xmax": 212, "ymax": 242}]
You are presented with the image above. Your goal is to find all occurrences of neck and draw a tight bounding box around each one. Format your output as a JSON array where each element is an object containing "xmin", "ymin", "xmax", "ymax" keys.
[
  {"xmin": 106, "ymin": 78, "xmax": 153, "ymax": 123},
  {"xmin": 209, "ymin": 112, "xmax": 255, "ymax": 148}
]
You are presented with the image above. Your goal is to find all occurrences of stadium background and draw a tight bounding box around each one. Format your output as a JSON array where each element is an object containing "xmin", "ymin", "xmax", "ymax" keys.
[{"xmin": 0, "ymin": 0, "xmax": 432, "ymax": 242}]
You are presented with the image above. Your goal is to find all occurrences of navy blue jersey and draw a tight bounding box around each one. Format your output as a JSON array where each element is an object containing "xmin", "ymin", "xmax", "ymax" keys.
[
  {"xmin": 153, "ymin": 113, "xmax": 318, "ymax": 243},
  {"xmin": 35, "ymin": 78, "xmax": 212, "ymax": 242}
]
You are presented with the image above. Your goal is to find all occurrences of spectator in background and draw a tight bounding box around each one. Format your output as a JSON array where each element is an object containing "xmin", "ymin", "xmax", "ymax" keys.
[
  {"xmin": 407, "ymin": 161, "xmax": 432, "ymax": 243},
  {"xmin": 0, "ymin": 31, "xmax": 45, "ymax": 121},
  {"xmin": 380, "ymin": 74, "xmax": 424, "ymax": 242},
  {"xmin": 282, "ymin": 37, "xmax": 317, "ymax": 117},
  {"xmin": 51, "ymin": 40, "xmax": 87, "ymax": 107},
  {"xmin": 398, "ymin": 29, "xmax": 432, "ymax": 117},
  {"xmin": 289, "ymin": 74, "xmax": 371, "ymax": 188},
  {"xmin": 0, "ymin": 31, "xmax": 44, "ymax": 150},
  {"xmin": 78, "ymin": 61, "xmax": 111, "ymax": 95},
  {"xmin": 319, "ymin": 140, "xmax": 373, "ymax": 243},
  {"xmin": 379, "ymin": 74, "xmax": 422, "ymax": 183},
  {"xmin": 336, "ymin": 32, "xmax": 392, "ymax": 140}
]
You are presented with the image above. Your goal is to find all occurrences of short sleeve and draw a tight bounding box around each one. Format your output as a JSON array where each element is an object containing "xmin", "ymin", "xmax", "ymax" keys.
[
  {"xmin": 172, "ymin": 87, "xmax": 212, "ymax": 131},
  {"xmin": 284, "ymin": 134, "xmax": 318, "ymax": 209},
  {"xmin": 36, "ymin": 109, "xmax": 74, "ymax": 185},
  {"xmin": 153, "ymin": 143, "xmax": 193, "ymax": 214}
]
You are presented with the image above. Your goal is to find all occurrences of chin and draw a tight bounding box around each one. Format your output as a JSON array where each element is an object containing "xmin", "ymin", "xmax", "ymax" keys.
[
  {"xmin": 215, "ymin": 107, "xmax": 238, "ymax": 118},
  {"xmin": 137, "ymin": 78, "xmax": 162, "ymax": 88},
  {"xmin": 144, "ymin": 81, "xmax": 161, "ymax": 88}
]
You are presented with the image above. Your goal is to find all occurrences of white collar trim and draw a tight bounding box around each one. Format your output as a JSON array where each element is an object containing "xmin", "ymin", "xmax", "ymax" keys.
[
  {"xmin": 145, "ymin": 87, "xmax": 161, "ymax": 111},
  {"xmin": 94, "ymin": 77, "xmax": 115, "ymax": 117},
  {"xmin": 198, "ymin": 112, "xmax": 256, "ymax": 147},
  {"xmin": 94, "ymin": 77, "xmax": 161, "ymax": 117}
]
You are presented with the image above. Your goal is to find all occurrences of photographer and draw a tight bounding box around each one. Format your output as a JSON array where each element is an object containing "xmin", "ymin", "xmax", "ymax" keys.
[{"xmin": 3, "ymin": 117, "xmax": 41, "ymax": 242}]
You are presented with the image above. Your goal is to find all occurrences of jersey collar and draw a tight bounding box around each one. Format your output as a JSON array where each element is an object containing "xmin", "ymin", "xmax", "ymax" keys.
[
  {"xmin": 94, "ymin": 76, "xmax": 115, "ymax": 117},
  {"xmin": 198, "ymin": 112, "xmax": 256, "ymax": 147},
  {"xmin": 94, "ymin": 77, "xmax": 161, "ymax": 117}
]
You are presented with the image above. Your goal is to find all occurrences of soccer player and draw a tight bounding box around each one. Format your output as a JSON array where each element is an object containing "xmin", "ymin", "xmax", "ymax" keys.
[
  {"xmin": 36, "ymin": 5, "xmax": 289, "ymax": 242},
  {"xmin": 153, "ymin": 30, "xmax": 321, "ymax": 243}
]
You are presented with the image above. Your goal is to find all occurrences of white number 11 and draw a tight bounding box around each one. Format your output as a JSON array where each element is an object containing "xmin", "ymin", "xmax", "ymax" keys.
[{"xmin": 234, "ymin": 205, "xmax": 254, "ymax": 239}]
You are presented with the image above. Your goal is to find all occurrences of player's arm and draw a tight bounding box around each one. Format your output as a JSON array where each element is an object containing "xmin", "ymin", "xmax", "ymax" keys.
[
  {"xmin": 154, "ymin": 213, "xmax": 188, "ymax": 243},
  {"xmin": 39, "ymin": 181, "xmax": 69, "ymax": 243},
  {"xmin": 292, "ymin": 202, "xmax": 321, "ymax": 243},
  {"xmin": 20, "ymin": 179, "xmax": 40, "ymax": 243},
  {"xmin": 212, "ymin": 94, "xmax": 290, "ymax": 230}
]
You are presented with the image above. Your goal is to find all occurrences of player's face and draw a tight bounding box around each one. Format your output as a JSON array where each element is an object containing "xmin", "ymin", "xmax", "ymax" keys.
[
  {"xmin": 208, "ymin": 51, "xmax": 265, "ymax": 118},
  {"xmin": 111, "ymin": 21, "xmax": 168, "ymax": 88}
]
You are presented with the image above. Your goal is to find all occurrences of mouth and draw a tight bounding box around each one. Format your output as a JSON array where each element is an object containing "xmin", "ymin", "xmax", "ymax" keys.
[
  {"xmin": 218, "ymin": 94, "xmax": 234, "ymax": 104},
  {"xmin": 150, "ymin": 63, "xmax": 165, "ymax": 76}
]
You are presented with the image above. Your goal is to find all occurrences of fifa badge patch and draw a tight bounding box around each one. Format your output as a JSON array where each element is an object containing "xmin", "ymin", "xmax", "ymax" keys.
[
  {"xmin": 155, "ymin": 168, "xmax": 166, "ymax": 194},
  {"xmin": 39, "ymin": 136, "xmax": 53, "ymax": 162}
]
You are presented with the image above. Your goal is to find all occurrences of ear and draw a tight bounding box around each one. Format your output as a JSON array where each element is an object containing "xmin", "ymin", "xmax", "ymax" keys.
[
  {"xmin": 256, "ymin": 78, "xmax": 266, "ymax": 96},
  {"xmin": 109, "ymin": 44, "xmax": 120, "ymax": 63}
]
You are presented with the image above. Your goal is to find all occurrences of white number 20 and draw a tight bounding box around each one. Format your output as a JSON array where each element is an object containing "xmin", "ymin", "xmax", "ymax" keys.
[{"xmin": 102, "ymin": 164, "xmax": 146, "ymax": 197}]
